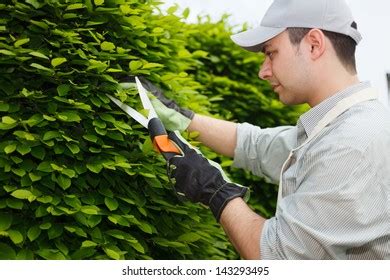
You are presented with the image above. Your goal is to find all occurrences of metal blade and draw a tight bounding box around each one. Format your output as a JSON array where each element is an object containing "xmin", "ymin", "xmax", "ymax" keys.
[
  {"xmin": 106, "ymin": 94, "xmax": 149, "ymax": 128},
  {"xmin": 135, "ymin": 76, "xmax": 158, "ymax": 119}
]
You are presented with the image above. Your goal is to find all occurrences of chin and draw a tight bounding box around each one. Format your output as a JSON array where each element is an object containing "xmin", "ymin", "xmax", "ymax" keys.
[
  {"xmin": 278, "ymin": 91, "xmax": 304, "ymax": 106},
  {"xmin": 279, "ymin": 96, "xmax": 300, "ymax": 106}
]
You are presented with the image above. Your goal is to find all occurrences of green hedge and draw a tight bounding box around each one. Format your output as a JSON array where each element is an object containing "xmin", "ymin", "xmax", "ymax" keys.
[{"xmin": 0, "ymin": 0, "xmax": 305, "ymax": 259}]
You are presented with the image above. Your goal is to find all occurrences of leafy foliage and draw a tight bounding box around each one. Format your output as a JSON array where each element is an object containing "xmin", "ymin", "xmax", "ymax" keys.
[{"xmin": 0, "ymin": 1, "xmax": 305, "ymax": 259}]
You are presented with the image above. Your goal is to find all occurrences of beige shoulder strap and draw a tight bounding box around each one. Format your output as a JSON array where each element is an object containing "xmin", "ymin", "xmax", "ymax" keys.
[{"xmin": 276, "ymin": 88, "xmax": 378, "ymax": 205}]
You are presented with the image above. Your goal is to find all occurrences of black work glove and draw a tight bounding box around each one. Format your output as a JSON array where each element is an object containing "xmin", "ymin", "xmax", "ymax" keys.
[{"xmin": 167, "ymin": 131, "xmax": 249, "ymax": 221}]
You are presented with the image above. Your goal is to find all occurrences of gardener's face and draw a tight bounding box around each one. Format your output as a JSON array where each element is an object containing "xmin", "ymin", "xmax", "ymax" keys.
[{"xmin": 258, "ymin": 31, "xmax": 312, "ymax": 105}]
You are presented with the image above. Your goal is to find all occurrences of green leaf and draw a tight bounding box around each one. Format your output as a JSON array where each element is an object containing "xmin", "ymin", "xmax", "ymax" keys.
[
  {"xmin": 55, "ymin": 240, "xmax": 69, "ymax": 256},
  {"xmin": 56, "ymin": 174, "xmax": 71, "ymax": 190},
  {"xmin": 36, "ymin": 195, "xmax": 52, "ymax": 204},
  {"xmin": 8, "ymin": 229, "xmax": 24, "ymax": 244},
  {"xmin": 51, "ymin": 163, "xmax": 64, "ymax": 172},
  {"xmin": 29, "ymin": 51, "xmax": 49, "ymax": 59},
  {"xmin": 61, "ymin": 168, "xmax": 76, "ymax": 178},
  {"xmin": 167, "ymin": 5, "xmax": 178, "ymax": 14},
  {"xmin": 81, "ymin": 240, "xmax": 97, "ymax": 248},
  {"xmin": 66, "ymin": 3, "xmax": 85, "ymax": 10},
  {"xmin": 103, "ymin": 246, "xmax": 121, "ymax": 260},
  {"xmin": 66, "ymin": 143, "xmax": 80, "ymax": 154},
  {"xmin": 30, "ymin": 63, "xmax": 54, "ymax": 73},
  {"xmin": 142, "ymin": 62, "xmax": 164, "ymax": 69},
  {"xmin": 2, "ymin": 116, "xmax": 16, "ymax": 124},
  {"xmin": 0, "ymin": 243, "xmax": 16, "ymax": 260},
  {"xmin": 93, "ymin": 119, "xmax": 106, "ymax": 129},
  {"xmin": 42, "ymin": 130, "xmax": 61, "ymax": 141},
  {"xmin": 0, "ymin": 103, "xmax": 9, "ymax": 112},
  {"xmin": 48, "ymin": 225, "xmax": 63, "ymax": 240},
  {"xmin": 86, "ymin": 163, "xmax": 103, "ymax": 173},
  {"xmin": 83, "ymin": 134, "xmax": 98, "ymax": 143},
  {"xmin": 36, "ymin": 249, "xmax": 66, "ymax": 260},
  {"xmin": 178, "ymin": 232, "xmax": 202, "ymax": 243},
  {"xmin": 138, "ymin": 222, "xmax": 153, "ymax": 234},
  {"xmin": 51, "ymin": 57, "xmax": 67, "ymax": 67},
  {"xmin": 182, "ymin": 7, "xmax": 190, "ymax": 19},
  {"xmin": 24, "ymin": 114, "xmax": 43, "ymax": 127},
  {"xmin": 56, "ymin": 111, "xmax": 81, "ymax": 122},
  {"xmin": 106, "ymin": 131, "xmax": 124, "ymax": 141},
  {"xmin": 27, "ymin": 225, "xmax": 41, "ymax": 242},
  {"xmin": 13, "ymin": 131, "xmax": 35, "ymax": 141},
  {"xmin": 14, "ymin": 38, "xmax": 30, "ymax": 48},
  {"xmin": 11, "ymin": 189, "xmax": 34, "ymax": 200},
  {"xmin": 3, "ymin": 185, "xmax": 17, "ymax": 193},
  {"xmin": 6, "ymin": 199, "xmax": 24, "ymax": 210},
  {"xmin": 4, "ymin": 143, "xmax": 17, "ymax": 154},
  {"xmin": 30, "ymin": 20, "xmax": 49, "ymax": 30},
  {"xmin": 40, "ymin": 222, "xmax": 52, "ymax": 230},
  {"xmin": 153, "ymin": 238, "xmax": 186, "ymax": 248},
  {"xmin": 104, "ymin": 197, "xmax": 119, "ymax": 211},
  {"xmin": 25, "ymin": 0, "xmax": 43, "ymax": 9},
  {"xmin": 28, "ymin": 172, "xmax": 42, "ymax": 182},
  {"xmin": 135, "ymin": 39, "xmax": 147, "ymax": 48},
  {"xmin": 105, "ymin": 229, "xmax": 132, "ymax": 240},
  {"xmin": 129, "ymin": 241, "xmax": 145, "ymax": 253},
  {"xmin": 80, "ymin": 205, "xmax": 100, "ymax": 215},
  {"xmin": 152, "ymin": 27, "xmax": 164, "ymax": 34},
  {"xmin": 43, "ymin": 115, "xmax": 56, "ymax": 121},
  {"xmin": 0, "ymin": 213, "xmax": 12, "ymax": 231},
  {"xmin": 16, "ymin": 144, "xmax": 31, "ymax": 155},
  {"xmin": 101, "ymin": 41, "xmax": 115, "ymax": 51},
  {"xmin": 94, "ymin": 0, "xmax": 105, "ymax": 6},
  {"xmin": 31, "ymin": 146, "xmax": 46, "ymax": 160},
  {"xmin": 129, "ymin": 60, "xmax": 143, "ymax": 71},
  {"xmin": 0, "ymin": 123, "xmax": 17, "ymax": 130},
  {"xmin": 57, "ymin": 84, "xmax": 71, "ymax": 96},
  {"xmin": 100, "ymin": 113, "xmax": 116, "ymax": 123},
  {"xmin": 16, "ymin": 249, "xmax": 34, "ymax": 260},
  {"xmin": 139, "ymin": 172, "xmax": 155, "ymax": 179},
  {"xmin": 64, "ymin": 196, "xmax": 81, "ymax": 209},
  {"xmin": 10, "ymin": 156, "xmax": 23, "ymax": 165},
  {"xmin": 37, "ymin": 161, "xmax": 53, "ymax": 172},
  {"xmin": 0, "ymin": 49, "xmax": 15, "ymax": 56}
]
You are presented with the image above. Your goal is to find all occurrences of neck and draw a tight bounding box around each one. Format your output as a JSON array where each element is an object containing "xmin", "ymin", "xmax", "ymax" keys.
[{"xmin": 308, "ymin": 70, "xmax": 360, "ymax": 107}]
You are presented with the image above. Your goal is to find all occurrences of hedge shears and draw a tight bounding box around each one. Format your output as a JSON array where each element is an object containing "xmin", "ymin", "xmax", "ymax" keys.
[{"xmin": 107, "ymin": 77, "xmax": 182, "ymax": 161}]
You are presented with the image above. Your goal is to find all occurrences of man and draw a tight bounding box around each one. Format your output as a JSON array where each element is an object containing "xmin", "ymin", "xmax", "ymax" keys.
[{"xmin": 147, "ymin": 0, "xmax": 390, "ymax": 259}]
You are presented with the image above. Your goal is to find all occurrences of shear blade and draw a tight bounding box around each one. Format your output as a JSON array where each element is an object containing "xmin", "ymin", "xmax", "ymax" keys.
[
  {"xmin": 107, "ymin": 94, "xmax": 149, "ymax": 128},
  {"xmin": 135, "ymin": 76, "xmax": 158, "ymax": 119}
]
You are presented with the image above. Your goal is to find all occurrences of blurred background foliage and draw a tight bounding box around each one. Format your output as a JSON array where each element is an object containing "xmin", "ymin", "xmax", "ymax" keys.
[{"xmin": 0, "ymin": 0, "xmax": 306, "ymax": 260}]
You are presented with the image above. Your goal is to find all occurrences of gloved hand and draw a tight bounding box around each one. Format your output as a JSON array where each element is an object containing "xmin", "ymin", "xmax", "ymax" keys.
[
  {"xmin": 117, "ymin": 76, "xmax": 194, "ymax": 132},
  {"xmin": 137, "ymin": 77, "xmax": 194, "ymax": 132},
  {"xmin": 167, "ymin": 131, "xmax": 249, "ymax": 221}
]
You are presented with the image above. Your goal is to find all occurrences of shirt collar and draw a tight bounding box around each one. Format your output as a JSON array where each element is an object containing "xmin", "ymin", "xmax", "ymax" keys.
[{"xmin": 298, "ymin": 81, "xmax": 371, "ymax": 138}]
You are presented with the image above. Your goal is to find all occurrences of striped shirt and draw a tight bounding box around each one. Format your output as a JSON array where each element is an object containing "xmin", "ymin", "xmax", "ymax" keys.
[{"xmin": 233, "ymin": 82, "xmax": 390, "ymax": 259}]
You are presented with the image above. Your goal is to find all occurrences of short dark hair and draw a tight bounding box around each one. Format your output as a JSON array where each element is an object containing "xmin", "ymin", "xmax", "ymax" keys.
[{"xmin": 286, "ymin": 27, "xmax": 357, "ymax": 74}]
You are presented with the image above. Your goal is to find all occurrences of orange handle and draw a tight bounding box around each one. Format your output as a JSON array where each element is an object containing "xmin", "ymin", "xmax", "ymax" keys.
[{"xmin": 153, "ymin": 135, "xmax": 182, "ymax": 159}]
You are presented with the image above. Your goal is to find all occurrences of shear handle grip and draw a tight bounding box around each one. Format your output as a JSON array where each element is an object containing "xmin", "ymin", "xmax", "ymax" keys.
[{"xmin": 148, "ymin": 118, "xmax": 182, "ymax": 161}]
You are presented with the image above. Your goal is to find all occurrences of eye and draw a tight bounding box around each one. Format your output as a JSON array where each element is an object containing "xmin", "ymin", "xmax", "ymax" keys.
[{"xmin": 266, "ymin": 51, "xmax": 275, "ymax": 59}]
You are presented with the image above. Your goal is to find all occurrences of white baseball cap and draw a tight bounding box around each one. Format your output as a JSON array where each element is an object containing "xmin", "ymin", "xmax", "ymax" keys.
[{"xmin": 231, "ymin": 0, "xmax": 362, "ymax": 52}]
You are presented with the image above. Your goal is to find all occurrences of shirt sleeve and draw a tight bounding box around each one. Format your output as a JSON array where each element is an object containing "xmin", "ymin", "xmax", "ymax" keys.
[
  {"xmin": 233, "ymin": 122, "xmax": 297, "ymax": 184},
  {"xmin": 260, "ymin": 143, "xmax": 388, "ymax": 259}
]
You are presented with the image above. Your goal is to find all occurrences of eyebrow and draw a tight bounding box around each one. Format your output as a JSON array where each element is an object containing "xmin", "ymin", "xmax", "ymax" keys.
[{"xmin": 260, "ymin": 42, "xmax": 272, "ymax": 53}]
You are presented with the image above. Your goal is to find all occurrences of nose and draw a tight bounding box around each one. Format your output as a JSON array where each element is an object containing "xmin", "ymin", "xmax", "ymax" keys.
[{"xmin": 258, "ymin": 58, "xmax": 272, "ymax": 80}]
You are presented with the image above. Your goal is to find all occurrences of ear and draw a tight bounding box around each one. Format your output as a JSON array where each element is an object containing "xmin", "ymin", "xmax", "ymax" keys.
[{"xmin": 304, "ymin": 29, "xmax": 326, "ymax": 60}]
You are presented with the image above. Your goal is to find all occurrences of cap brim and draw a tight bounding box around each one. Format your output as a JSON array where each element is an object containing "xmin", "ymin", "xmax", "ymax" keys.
[{"xmin": 231, "ymin": 26, "xmax": 286, "ymax": 52}]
